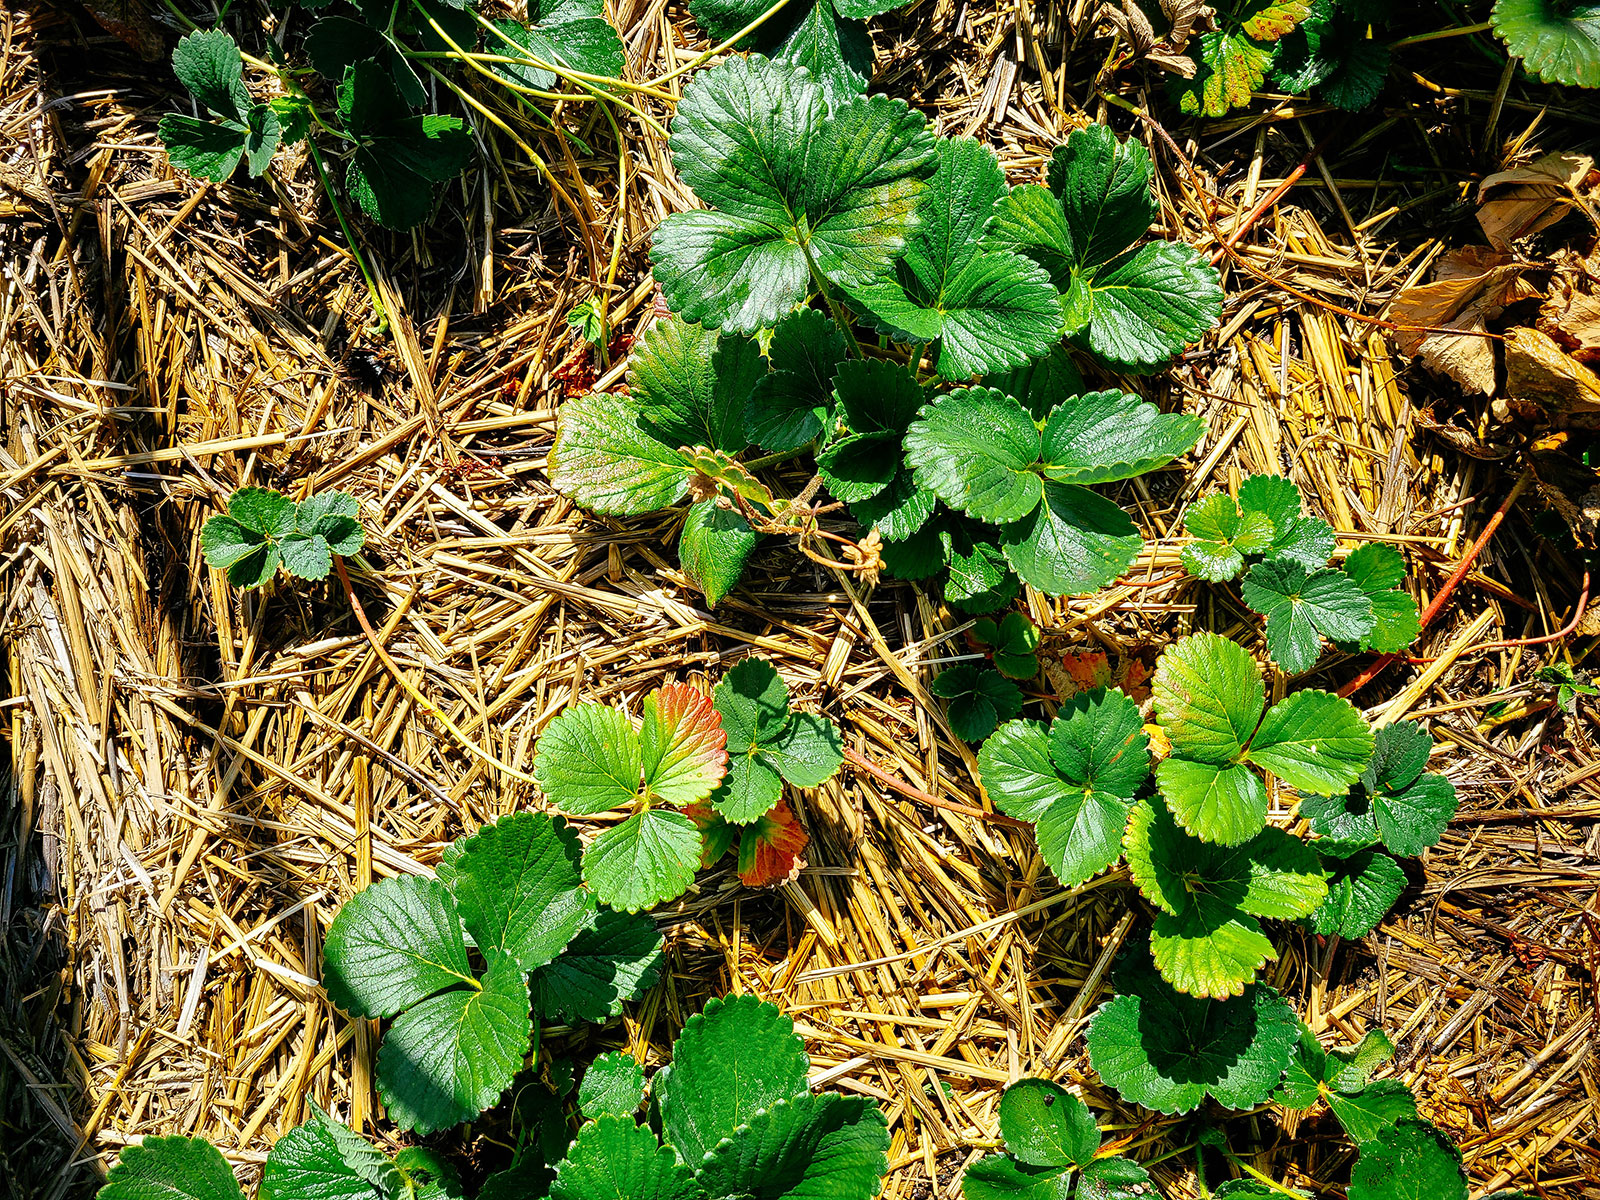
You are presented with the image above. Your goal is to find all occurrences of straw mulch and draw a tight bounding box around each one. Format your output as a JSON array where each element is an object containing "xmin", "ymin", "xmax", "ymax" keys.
[{"xmin": 3, "ymin": 1, "xmax": 1597, "ymax": 1197}]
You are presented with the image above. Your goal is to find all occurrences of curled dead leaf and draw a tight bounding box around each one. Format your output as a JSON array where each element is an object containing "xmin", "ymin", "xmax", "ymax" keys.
[
  {"xmin": 1389, "ymin": 246, "xmax": 1537, "ymax": 395},
  {"xmin": 1539, "ymin": 248, "xmax": 1600, "ymax": 364},
  {"xmin": 1477, "ymin": 150, "xmax": 1597, "ymax": 252},
  {"xmin": 1503, "ymin": 326, "xmax": 1600, "ymax": 424}
]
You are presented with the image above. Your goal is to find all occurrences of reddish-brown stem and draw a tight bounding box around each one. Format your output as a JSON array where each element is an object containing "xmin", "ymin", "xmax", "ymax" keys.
[
  {"xmin": 842, "ymin": 746, "xmax": 1029, "ymax": 828},
  {"xmin": 1338, "ymin": 470, "xmax": 1533, "ymax": 698},
  {"xmin": 1473, "ymin": 571, "xmax": 1591, "ymax": 653}
]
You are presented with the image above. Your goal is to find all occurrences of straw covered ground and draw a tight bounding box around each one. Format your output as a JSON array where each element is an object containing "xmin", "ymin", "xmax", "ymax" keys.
[{"xmin": 2, "ymin": 1, "xmax": 1598, "ymax": 1197}]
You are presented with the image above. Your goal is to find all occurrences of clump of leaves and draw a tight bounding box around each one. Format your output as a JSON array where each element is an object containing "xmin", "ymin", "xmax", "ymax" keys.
[
  {"xmin": 977, "ymin": 687, "xmax": 1150, "ymax": 887},
  {"xmin": 1183, "ymin": 474, "xmax": 1336, "ymax": 581},
  {"xmin": 1300, "ymin": 720, "xmax": 1456, "ymax": 937},
  {"xmin": 973, "ymin": 611, "xmax": 1042, "ymax": 679},
  {"xmin": 1273, "ymin": 0, "xmax": 1393, "ymax": 111},
  {"xmin": 961, "ymin": 1078, "xmax": 1154, "ymax": 1200},
  {"xmin": 1151, "ymin": 632, "xmax": 1373, "ymax": 845},
  {"xmin": 1491, "ymin": 0, "xmax": 1600, "ymax": 89},
  {"xmin": 931, "ymin": 665, "xmax": 1024, "ymax": 742},
  {"xmin": 1086, "ymin": 942, "xmax": 1301, "ymax": 1114},
  {"xmin": 158, "ymin": 30, "xmax": 281, "ymax": 183},
  {"xmin": 322, "ymin": 811, "xmax": 663, "ymax": 1133},
  {"xmin": 710, "ymin": 658, "xmax": 844, "ymax": 820},
  {"xmin": 97, "ymin": 1103, "xmax": 463, "ymax": 1200},
  {"xmin": 990, "ymin": 123, "xmax": 1224, "ymax": 370},
  {"xmin": 686, "ymin": 0, "xmax": 903, "ymax": 104},
  {"xmin": 533, "ymin": 682, "xmax": 731, "ymax": 912},
  {"xmin": 200, "ymin": 486, "xmax": 364, "ymax": 588},
  {"xmin": 1171, "ymin": 0, "xmax": 1313, "ymax": 117},
  {"xmin": 1275, "ymin": 1027, "xmax": 1419, "ymax": 1146},
  {"xmin": 549, "ymin": 995, "xmax": 891, "ymax": 1200}
]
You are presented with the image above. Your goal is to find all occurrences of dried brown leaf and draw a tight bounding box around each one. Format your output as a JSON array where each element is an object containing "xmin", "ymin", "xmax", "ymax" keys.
[
  {"xmin": 1503, "ymin": 326, "xmax": 1600, "ymax": 421},
  {"xmin": 1477, "ymin": 151, "xmax": 1596, "ymax": 252},
  {"xmin": 1390, "ymin": 247, "xmax": 1536, "ymax": 395}
]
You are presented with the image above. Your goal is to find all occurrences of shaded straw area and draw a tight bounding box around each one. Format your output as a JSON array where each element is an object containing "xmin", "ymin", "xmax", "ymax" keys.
[{"xmin": 2, "ymin": 1, "xmax": 1598, "ymax": 1198}]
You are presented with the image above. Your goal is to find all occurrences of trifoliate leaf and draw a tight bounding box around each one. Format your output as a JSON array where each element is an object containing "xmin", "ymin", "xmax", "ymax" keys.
[
  {"xmin": 712, "ymin": 659, "xmax": 841, "ymax": 823},
  {"xmin": 582, "ymin": 809, "xmax": 703, "ymax": 913},
  {"xmin": 306, "ymin": 17, "xmax": 426, "ymax": 108},
  {"xmin": 655, "ymin": 994, "xmax": 810, "ymax": 1164},
  {"xmin": 100, "ymin": 1137, "xmax": 245, "ymax": 1200},
  {"xmin": 161, "ymin": 31, "xmax": 281, "ymax": 183},
  {"xmin": 1342, "ymin": 543, "xmax": 1421, "ymax": 653},
  {"xmin": 1183, "ymin": 493, "xmax": 1276, "ymax": 581},
  {"xmin": 337, "ymin": 62, "xmax": 473, "ymax": 230},
  {"xmin": 1310, "ymin": 847, "xmax": 1406, "ymax": 938},
  {"xmin": 1076, "ymin": 1158, "xmax": 1153, "ymax": 1200},
  {"xmin": 1086, "ymin": 948, "xmax": 1299, "ymax": 1113},
  {"xmin": 686, "ymin": 0, "xmax": 875, "ymax": 106},
  {"xmin": 640, "ymin": 683, "xmax": 729, "ymax": 807},
  {"xmin": 972, "ymin": 611, "xmax": 1041, "ymax": 679},
  {"xmin": 652, "ymin": 57, "xmax": 935, "ymax": 333},
  {"xmin": 997, "ymin": 1079, "xmax": 1098, "ymax": 1169},
  {"xmin": 548, "ymin": 390, "xmax": 697, "ymax": 516},
  {"xmin": 536, "ymin": 703, "xmax": 644, "ymax": 815},
  {"xmin": 376, "ymin": 948, "xmax": 531, "ymax": 1134},
  {"xmin": 1038, "ymin": 390, "xmax": 1203, "ymax": 486},
  {"xmin": 449, "ymin": 813, "xmax": 594, "ymax": 972},
  {"xmin": 1491, "ymin": 0, "xmax": 1600, "ymax": 88},
  {"xmin": 959, "ymin": 1156, "xmax": 1072, "ymax": 1200},
  {"xmin": 1073, "ymin": 241, "xmax": 1224, "ymax": 371},
  {"xmin": 697, "ymin": 1093, "xmax": 890, "ymax": 1200},
  {"xmin": 1237, "ymin": 475, "xmax": 1335, "ymax": 570},
  {"xmin": 578, "ymin": 1051, "xmax": 646, "ymax": 1120},
  {"xmin": 630, "ymin": 317, "xmax": 760, "ymax": 453},
  {"xmin": 550, "ymin": 1115, "xmax": 706, "ymax": 1200},
  {"xmin": 1347, "ymin": 1120, "xmax": 1468, "ymax": 1200},
  {"xmin": 680, "ymin": 500, "xmax": 760, "ymax": 608},
  {"xmin": 1248, "ymin": 688, "xmax": 1374, "ymax": 797},
  {"xmin": 1241, "ymin": 559, "xmax": 1375, "ymax": 674},
  {"xmin": 487, "ymin": 0, "xmax": 626, "ymax": 93},
  {"xmin": 747, "ymin": 307, "xmax": 850, "ymax": 452},
  {"xmin": 1331, "ymin": 1079, "xmax": 1419, "ymax": 1146},
  {"xmin": 905, "ymin": 387, "xmax": 1043, "ymax": 523},
  {"xmin": 260, "ymin": 1111, "xmax": 395, "ymax": 1200},
  {"xmin": 984, "ymin": 345, "xmax": 1086, "ymax": 421},
  {"xmin": 999, "ymin": 482, "xmax": 1142, "ymax": 597},
  {"xmin": 322, "ymin": 876, "xmax": 473, "ymax": 1019},
  {"xmin": 1300, "ymin": 721, "xmax": 1455, "ymax": 856},
  {"xmin": 851, "ymin": 137, "xmax": 1060, "ymax": 379},
  {"xmin": 976, "ymin": 689, "xmax": 1148, "ymax": 887},
  {"xmin": 1046, "ymin": 123, "xmax": 1156, "ymax": 271},
  {"xmin": 528, "ymin": 907, "xmax": 665, "ymax": 1022},
  {"xmin": 1126, "ymin": 799, "xmax": 1325, "ymax": 997}
]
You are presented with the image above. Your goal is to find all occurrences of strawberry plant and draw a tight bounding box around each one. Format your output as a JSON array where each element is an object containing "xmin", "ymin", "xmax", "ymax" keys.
[
  {"xmin": 961, "ymin": 1078, "xmax": 1153, "ymax": 1200},
  {"xmin": 200, "ymin": 486, "xmax": 365, "ymax": 588},
  {"xmin": 972, "ymin": 611, "xmax": 1042, "ymax": 679},
  {"xmin": 532, "ymin": 664, "xmax": 839, "ymax": 911},
  {"xmin": 931, "ymin": 666, "xmax": 1024, "ymax": 742},
  {"xmin": 547, "ymin": 995, "xmax": 890, "ymax": 1200},
  {"xmin": 552, "ymin": 58, "xmax": 1219, "ymax": 608},
  {"xmin": 1275, "ymin": 1027, "xmax": 1418, "ymax": 1145},
  {"xmin": 97, "ymin": 1104, "xmax": 461, "ymax": 1200},
  {"xmin": 321, "ymin": 811, "xmax": 664, "ymax": 1133},
  {"xmin": 1492, "ymin": 0, "xmax": 1600, "ymax": 88},
  {"xmin": 687, "ymin": 0, "xmax": 905, "ymax": 103},
  {"xmin": 1170, "ymin": 0, "xmax": 1313, "ymax": 117}
]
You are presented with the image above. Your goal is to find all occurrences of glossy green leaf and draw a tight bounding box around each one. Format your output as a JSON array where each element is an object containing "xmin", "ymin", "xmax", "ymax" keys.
[
  {"xmin": 536, "ymin": 704, "xmax": 643, "ymax": 815},
  {"xmin": 322, "ymin": 876, "xmax": 473, "ymax": 1020},
  {"xmin": 1347, "ymin": 1120, "xmax": 1468, "ymax": 1200},
  {"xmin": 1237, "ymin": 474, "xmax": 1334, "ymax": 570},
  {"xmin": 999, "ymin": 482, "xmax": 1142, "ymax": 597},
  {"xmin": 1491, "ymin": 0, "xmax": 1600, "ymax": 88},
  {"xmin": 640, "ymin": 683, "xmax": 729, "ymax": 807},
  {"xmin": 904, "ymin": 387, "xmax": 1043, "ymax": 523},
  {"xmin": 1045, "ymin": 124, "xmax": 1156, "ymax": 270},
  {"xmin": 1301, "ymin": 721, "xmax": 1455, "ymax": 856},
  {"xmin": 680, "ymin": 501, "xmax": 760, "ymax": 608},
  {"xmin": 1342, "ymin": 542, "xmax": 1421, "ymax": 653},
  {"xmin": 630, "ymin": 317, "xmax": 760, "ymax": 453},
  {"xmin": 528, "ymin": 907, "xmax": 665, "ymax": 1022},
  {"xmin": 449, "ymin": 812, "xmax": 594, "ymax": 972},
  {"xmin": 959, "ymin": 1156, "xmax": 1072, "ymax": 1200},
  {"xmin": 696, "ymin": 1093, "xmax": 890, "ymax": 1200},
  {"xmin": 578, "ymin": 1051, "xmax": 646, "ymax": 1120},
  {"xmin": 1310, "ymin": 847, "xmax": 1406, "ymax": 938},
  {"xmin": 1038, "ymin": 390, "xmax": 1203, "ymax": 486},
  {"xmin": 1241, "ymin": 559, "xmax": 1375, "ymax": 674},
  {"xmin": 259, "ymin": 1108, "xmax": 396, "ymax": 1200},
  {"xmin": 1331, "ymin": 1079, "xmax": 1419, "ymax": 1146},
  {"xmin": 973, "ymin": 611, "xmax": 1040, "ymax": 679},
  {"xmin": 1182, "ymin": 493, "xmax": 1276, "ymax": 581},
  {"xmin": 99, "ymin": 1137, "xmax": 245, "ymax": 1200},
  {"xmin": 486, "ymin": 0, "xmax": 626, "ymax": 92},
  {"xmin": 550, "ymin": 1116, "xmax": 706, "ymax": 1200},
  {"xmin": 1074, "ymin": 241, "xmax": 1224, "ymax": 371},
  {"xmin": 997, "ymin": 1079, "xmax": 1098, "ymax": 1169},
  {"xmin": 582, "ymin": 809, "xmax": 703, "ymax": 913},
  {"xmin": 686, "ymin": 0, "xmax": 874, "ymax": 106},
  {"xmin": 1248, "ymin": 689, "xmax": 1374, "ymax": 797}
]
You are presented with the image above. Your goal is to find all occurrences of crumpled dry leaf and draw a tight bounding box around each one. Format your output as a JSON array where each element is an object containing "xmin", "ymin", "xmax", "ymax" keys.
[
  {"xmin": 1502, "ymin": 326, "xmax": 1600, "ymax": 423},
  {"xmin": 81, "ymin": 0, "xmax": 164, "ymax": 61},
  {"xmin": 1539, "ymin": 247, "xmax": 1600, "ymax": 364},
  {"xmin": 1390, "ymin": 246, "xmax": 1537, "ymax": 395},
  {"xmin": 1100, "ymin": 0, "xmax": 1207, "ymax": 78},
  {"xmin": 1477, "ymin": 150, "xmax": 1596, "ymax": 252},
  {"xmin": 1164, "ymin": 0, "xmax": 1208, "ymax": 47}
]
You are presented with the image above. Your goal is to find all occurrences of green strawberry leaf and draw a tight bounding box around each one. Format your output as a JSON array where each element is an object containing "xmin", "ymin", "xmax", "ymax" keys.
[
  {"xmin": 905, "ymin": 387, "xmax": 1043, "ymax": 523},
  {"xmin": 976, "ymin": 688, "xmax": 1148, "ymax": 887},
  {"xmin": 1182, "ymin": 493, "xmax": 1276, "ymax": 581},
  {"xmin": 548, "ymin": 389, "xmax": 698, "ymax": 515},
  {"xmin": 686, "ymin": 0, "xmax": 874, "ymax": 106},
  {"xmin": 582, "ymin": 809, "xmax": 703, "ymax": 912},
  {"xmin": 535, "ymin": 703, "xmax": 644, "ymax": 815},
  {"xmin": 487, "ymin": 0, "xmax": 626, "ymax": 92},
  {"xmin": 652, "ymin": 57, "xmax": 936, "ymax": 333},
  {"xmin": 851, "ymin": 137, "xmax": 1060, "ymax": 379},
  {"xmin": 850, "ymin": 470, "xmax": 939, "ymax": 541},
  {"xmin": 277, "ymin": 533, "xmax": 332, "ymax": 581},
  {"xmin": 1072, "ymin": 241, "xmax": 1224, "ymax": 371},
  {"xmin": 100, "ymin": 1137, "xmax": 245, "ymax": 1200},
  {"xmin": 549, "ymin": 1115, "xmax": 705, "ymax": 1200},
  {"xmin": 655, "ymin": 993, "xmax": 810, "ymax": 1164},
  {"xmin": 1301, "ymin": 721, "xmax": 1455, "ymax": 856},
  {"xmin": 973, "ymin": 611, "xmax": 1041, "ymax": 679},
  {"xmin": 1175, "ymin": 28, "xmax": 1278, "ymax": 117},
  {"xmin": 959, "ymin": 1155, "xmax": 1072, "ymax": 1200},
  {"xmin": 1331, "ymin": 1078, "xmax": 1419, "ymax": 1146},
  {"xmin": 1045, "ymin": 123, "xmax": 1156, "ymax": 271},
  {"xmin": 1238, "ymin": 475, "xmax": 1334, "ymax": 569},
  {"xmin": 997, "ymin": 1079, "xmax": 1098, "ymax": 1169},
  {"xmin": 1076, "ymin": 1158, "xmax": 1153, "ymax": 1200},
  {"xmin": 1247, "ymin": 688, "xmax": 1374, "ymax": 796},
  {"xmin": 376, "ymin": 948, "xmax": 531, "ymax": 1134},
  {"xmin": 260, "ymin": 1106, "xmax": 397, "ymax": 1200},
  {"xmin": 171, "ymin": 29, "xmax": 249, "ymax": 120},
  {"xmin": 336, "ymin": 62, "xmax": 473, "ymax": 230},
  {"xmin": 577, "ymin": 1051, "xmax": 646, "ymax": 1120},
  {"xmin": 295, "ymin": 491, "xmax": 364, "ymax": 556},
  {"xmin": 322, "ymin": 876, "xmax": 474, "ymax": 1020},
  {"xmin": 679, "ymin": 500, "xmax": 759, "ymax": 607},
  {"xmin": 629, "ymin": 317, "xmax": 761, "ymax": 453},
  {"xmin": 1347, "ymin": 1119, "xmax": 1468, "ymax": 1200},
  {"xmin": 640, "ymin": 684, "xmax": 730, "ymax": 807},
  {"xmin": 1241, "ymin": 559, "xmax": 1376, "ymax": 674},
  {"xmin": 711, "ymin": 659, "xmax": 841, "ymax": 822},
  {"xmin": 228, "ymin": 486, "xmax": 295, "ymax": 536},
  {"xmin": 528, "ymin": 907, "xmax": 665, "ymax": 1022},
  {"xmin": 1309, "ymin": 847, "xmax": 1406, "ymax": 938},
  {"xmin": 395, "ymin": 1147, "xmax": 464, "ymax": 1200},
  {"xmin": 1125, "ymin": 798, "xmax": 1326, "ymax": 997},
  {"xmin": 1038, "ymin": 390, "xmax": 1203, "ymax": 486},
  {"xmin": 305, "ymin": 17, "xmax": 426, "ymax": 108},
  {"xmin": 200, "ymin": 516, "xmax": 271, "ymax": 582},
  {"xmin": 999, "ymin": 483, "xmax": 1142, "ymax": 597},
  {"xmin": 697, "ymin": 1092, "xmax": 890, "ymax": 1200},
  {"xmin": 1491, "ymin": 0, "xmax": 1600, "ymax": 88},
  {"xmin": 1342, "ymin": 543, "xmax": 1421, "ymax": 653},
  {"xmin": 1085, "ymin": 946, "xmax": 1300, "ymax": 1113},
  {"xmin": 984, "ymin": 344, "xmax": 1086, "ymax": 422},
  {"xmin": 448, "ymin": 813, "xmax": 595, "ymax": 972},
  {"xmin": 747, "ymin": 307, "xmax": 850, "ymax": 452}
]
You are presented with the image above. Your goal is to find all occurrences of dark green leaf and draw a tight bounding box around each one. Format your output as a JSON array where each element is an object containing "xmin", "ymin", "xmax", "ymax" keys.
[
  {"xmin": 630, "ymin": 317, "xmax": 760, "ymax": 452},
  {"xmin": 487, "ymin": 0, "xmax": 625, "ymax": 92},
  {"xmin": 550, "ymin": 1115, "xmax": 706, "ymax": 1200},
  {"xmin": 1044, "ymin": 123, "xmax": 1155, "ymax": 270},
  {"xmin": 322, "ymin": 876, "xmax": 472, "ymax": 1020},
  {"xmin": 529, "ymin": 907, "xmax": 665, "ymax": 1022},
  {"xmin": 450, "ymin": 812, "xmax": 594, "ymax": 971},
  {"xmin": 1182, "ymin": 493, "xmax": 1275, "ymax": 582},
  {"xmin": 999, "ymin": 483, "xmax": 1142, "ymax": 597},
  {"xmin": 1073, "ymin": 241, "xmax": 1223, "ymax": 371},
  {"xmin": 1038, "ymin": 389, "xmax": 1203, "ymax": 485},
  {"xmin": 305, "ymin": 18, "xmax": 425, "ymax": 108},
  {"xmin": 1310, "ymin": 847, "xmax": 1406, "ymax": 938},
  {"xmin": 997, "ymin": 1079, "xmax": 1098, "ymax": 1169},
  {"xmin": 930, "ymin": 666, "xmax": 1023, "ymax": 742},
  {"xmin": 1347, "ymin": 1119, "xmax": 1468, "ymax": 1200},
  {"xmin": 695, "ymin": 1092, "xmax": 890, "ymax": 1200},
  {"xmin": 959, "ymin": 1156, "xmax": 1072, "ymax": 1200},
  {"xmin": 171, "ymin": 29, "xmax": 248, "ymax": 121},
  {"xmin": 904, "ymin": 387, "xmax": 1042, "ymax": 523},
  {"xmin": 1241, "ymin": 559, "xmax": 1375, "ymax": 674},
  {"xmin": 100, "ymin": 1137, "xmax": 245, "ymax": 1200},
  {"xmin": 680, "ymin": 500, "xmax": 760, "ymax": 607},
  {"xmin": 747, "ymin": 307, "xmax": 850, "ymax": 452},
  {"xmin": 578, "ymin": 1051, "xmax": 646, "ymax": 1120}
]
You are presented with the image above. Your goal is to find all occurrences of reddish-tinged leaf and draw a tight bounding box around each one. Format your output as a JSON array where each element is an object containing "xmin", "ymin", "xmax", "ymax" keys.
[
  {"xmin": 1053, "ymin": 649, "xmax": 1152, "ymax": 703},
  {"xmin": 736, "ymin": 800, "xmax": 809, "ymax": 887},
  {"xmin": 685, "ymin": 800, "xmax": 737, "ymax": 866},
  {"xmin": 641, "ymin": 684, "xmax": 729, "ymax": 807}
]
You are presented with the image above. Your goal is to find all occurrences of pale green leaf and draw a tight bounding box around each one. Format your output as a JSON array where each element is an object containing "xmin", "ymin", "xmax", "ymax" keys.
[
  {"xmin": 548, "ymin": 390, "xmax": 695, "ymax": 516},
  {"xmin": 535, "ymin": 704, "xmax": 643, "ymax": 816},
  {"xmin": 449, "ymin": 813, "xmax": 594, "ymax": 972},
  {"xmin": 550, "ymin": 1116, "xmax": 706, "ymax": 1200},
  {"xmin": 997, "ymin": 1079, "xmax": 1098, "ymax": 1169},
  {"xmin": 578, "ymin": 1051, "xmax": 646, "ymax": 1120},
  {"xmin": 1038, "ymin": 390, "xmax": 1202, "ymax": 485}
]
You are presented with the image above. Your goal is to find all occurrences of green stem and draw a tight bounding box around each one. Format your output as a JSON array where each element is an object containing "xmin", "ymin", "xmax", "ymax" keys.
[
  {"xmin": 307, "ymin": 138, "xmax": 387, "ymax": 332},
  {"xmin": 743, "ymin": 444, "xmax": 814, "ymax": 473},
  {"xmin": 798, "ymin": 237, "xmax": 861, "ymax": 358},
  {"xmin": 1389, "ymin": 19, "xmax": 1493, "ymax": 48}
]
